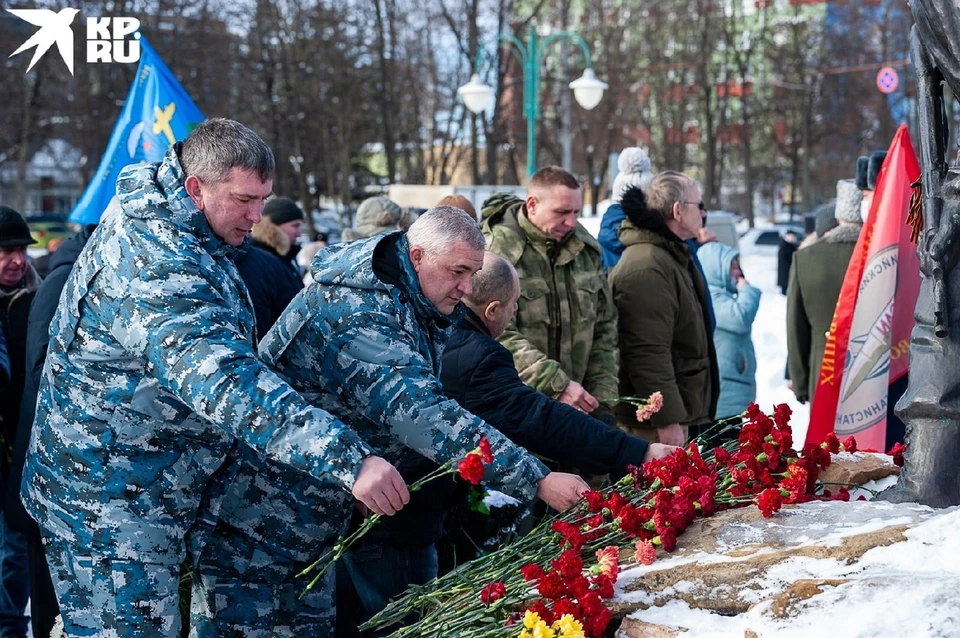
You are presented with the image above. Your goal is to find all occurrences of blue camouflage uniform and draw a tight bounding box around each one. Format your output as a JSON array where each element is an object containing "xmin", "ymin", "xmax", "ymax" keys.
[
  {"xmin": 21, "ymin": 146, "xmax": 373, "ymax": 637},
  {"xmin": 191, "ymin": 231, "xmax": 550, "ymax": 636}
]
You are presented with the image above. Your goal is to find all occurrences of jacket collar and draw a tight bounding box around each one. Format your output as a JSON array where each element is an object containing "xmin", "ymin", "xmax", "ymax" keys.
[
  {"xmin": 461, "ymin": 305, "xmax": 492, "ymax": 337},
  {"xmin": 116, "ymin": 144, "xmax": 236, "ymax": 258},
  {"xmin": 516, "ymin": 205, "xmax": 586, "ymax": 266},
  {"xmin": 619, "ymin": 219, "xmax": 691, "ymax": 265}
]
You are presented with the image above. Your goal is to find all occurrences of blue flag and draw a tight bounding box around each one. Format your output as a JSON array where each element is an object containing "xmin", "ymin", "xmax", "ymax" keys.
[{"xmin": 69, "ymin": 36, "xmax": 204, "ymax": 224}]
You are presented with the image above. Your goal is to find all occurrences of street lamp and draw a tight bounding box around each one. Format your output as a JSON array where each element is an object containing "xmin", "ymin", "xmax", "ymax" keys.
[{"xmin": 458, "ymin": 23, "xmax": 608, "ymax": 179}]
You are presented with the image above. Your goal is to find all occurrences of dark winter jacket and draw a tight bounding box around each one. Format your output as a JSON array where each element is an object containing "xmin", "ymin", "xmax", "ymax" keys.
[
  {"xmin": 609, "ymin": 190, "xmax": 719, "ymax": 432},
  {"xmin": 234, "ymin": 218, "xmax": 304, "ymax": 342},
  {"xmin": 441, "ymin": 308, "xmax": 650, "ymax": 478},
  {"xmin": 6, "ymin": 226, "xmax": 94, "ymax": 532},
  {"xmin": 777, "ymin": 236, "xmax": 798, "ymax": 293},
  {"xmin": 0, "ymin": 323, "xmax": 8, "ymax": 391},
  {"xmin": 598, "ymin": 202, "xmax": 715, "ymax": 330},
  {"xmin": 0, "ymin": 264, "xmax": 41, "ymax": 471},
  {"xmin": 787, "ymin": 224, "xmax": 861, "ymax": 403}
]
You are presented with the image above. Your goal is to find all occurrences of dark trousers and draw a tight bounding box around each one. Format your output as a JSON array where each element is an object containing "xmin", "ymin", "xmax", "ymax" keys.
[
  {"xmin": 0, "ymin": 514, "xmax": 28, "ymax": 638},
  {"xmin": 335, "ymin": 541, "xmax": 438, "ymax": 638}
]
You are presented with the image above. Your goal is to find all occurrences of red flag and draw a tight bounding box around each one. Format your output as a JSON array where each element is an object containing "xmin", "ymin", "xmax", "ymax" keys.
[{"xmin": 805, "ymin": 125, "xmax": 921, "ymax": 450}]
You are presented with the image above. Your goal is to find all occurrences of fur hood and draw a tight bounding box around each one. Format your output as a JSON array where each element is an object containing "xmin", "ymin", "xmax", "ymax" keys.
[
  {"xmin": 819, "ymin": 224, "xmax": 862, "ymax": 245},
  {"xmin": 251, "ymin": 215, "xmax": 292, "ymax": 257}
]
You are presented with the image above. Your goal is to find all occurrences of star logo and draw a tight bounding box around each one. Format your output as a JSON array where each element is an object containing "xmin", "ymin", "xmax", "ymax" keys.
[{"xmin": 7, "ymin": 8, "xmax": 79, "ymax": 75}]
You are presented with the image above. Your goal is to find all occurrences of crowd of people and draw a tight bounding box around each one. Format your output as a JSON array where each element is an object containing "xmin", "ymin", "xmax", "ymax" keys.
[{"xmin": 0, "ymin": 118, "xmax": 905, "ymax": 638}]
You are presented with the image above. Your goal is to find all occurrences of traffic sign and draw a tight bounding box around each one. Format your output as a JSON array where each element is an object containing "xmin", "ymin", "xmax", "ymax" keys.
[{"xmin": 876, "ymin": 67, "xmax": 899, "ymax": 94}]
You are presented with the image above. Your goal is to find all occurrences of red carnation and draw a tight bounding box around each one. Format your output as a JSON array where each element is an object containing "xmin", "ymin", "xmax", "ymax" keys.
[
  {"xmin": 592, "ymin": 574, "xmax": 615, "ymax": 599},
  {"xmin": 833, "ymin": 486, "xmax": 851, "ymax": 502},
  {"xmin": 478, "ymin": 437, "xmax": 494, "ymax": 463},
  {"xmin": 553, "ymin": 598, "xmax": 581, "ymax": 621},
  {"xmin": 457, "ymin": 453, "xmax": 485, "ymax": 485},
  {"xmin": 569, "ymin": 575, "xmax": 592, "ymax": 599},
  {"xmin": 714, "ymin": 446, "xmax": 731, "ymax": 467},
  {"xmin": 655, "ymin": 527, "xmax": 678, "ymax": 552},
  {"xmin": 888, "ymin": 442, "xmax": 906, "ymax": 467},
  {"xmin": 528, "ymin": 600, "xmax": 555, "ymax": 626},
  {"xmin": 757, "ymin": 487, "xmax": 782, "ymax": 517},
  {"xmin": 552, "ymin": 520, "xmax": 585, "ymax": 551},
  {"xmin": 537, "ymin": 570, "xmax": 568, "ymax": 600},
  {"xmin": 520, "ymin": 563, "xmax": 546, "ymax": 582},
  {"xmin": 480, "ymin": 581, "xmax": 505, "ymax": 605},
  {"xmin": 583, "ymin": 490, "xmax": 605, "ymax": 513},
  {"xmin": 842, "ymin": 436, "xmax": 857, "ymax": 454},
  {"xmin": 579, "ymin": 591, "xmax": 605, "ymax": 616},
  {"xmin": 773, "ymin": 403, "xmax": 792, "ymax": 428},
  {"xmin": 551, "ymin": 549, "xmax": 584, "ymax": 580},
  {"xmin": 584, "ymin": 606, "xmax": 613, "ymax": 638},
  {"xmin": 824, "ymin": 433, "xmax": 841, "ymax": 454}
]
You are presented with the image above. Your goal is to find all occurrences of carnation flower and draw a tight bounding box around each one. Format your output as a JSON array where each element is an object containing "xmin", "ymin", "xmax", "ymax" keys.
[
  {"xmin": 842, "ymin": 436, "xmax": 857, "ymax": 454},
  {"xmin": 552, "ymin": 614, "xmax": 586, "ymax": 638},
  {"xmin": 583, "ymin": 490, "xmax": 605, "ymax": 513},
  {"xmin": 457, "ymin": 453, "xmax": 485, "ymax": 485},
  {"xmin": 757, "ymin": 487, "xmax": 782, "ymax": 517},
  {"xmin": 823, "ymin": 432, "xmax": 841, "ymax": 454},
  {"xmin": 591, "ymin": 574, "xmax": 615, "ymax": 599},
  {"xmin": 478, "ymin": 437, "xmax": 494, "ymax": 463},
  {"xmin": 551, "ymin": 550, "xmax": 584, "ymax": 580},
  {"xmin": 654, "ymin": 527, "xmax": 677, "ymax": 552},
  {"xmin": 552, "ymin": 599, "xmax": 581, "ymax": 621},
  {"xmin": 537, "ymin": 571, "xmax": 568, "ymax": 600},
  {"xmin": 480, "ymin": 581, "xmax": 505, "ymax": 605},
  {"xmin": 635, "ymin": 391, "xmax": 664, "ymax": 422},
  {"xmin": 593, "ymin": 547, "xmax": 619, "ymax": 580},
  {"xmin": 634, "ymin": 539, "xmax": 656, "ymax": 565},
  {"xmin": 888, "ymin": 442, "xmax": 906, "ymax": 467},
  {"xmin": 521, "ymin": 563, "xmax": 546, "ymax": 582}
]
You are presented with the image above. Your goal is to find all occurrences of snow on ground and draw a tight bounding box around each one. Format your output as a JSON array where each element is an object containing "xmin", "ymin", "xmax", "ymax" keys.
[
  {"xmin": 578, "ymin": 216, "xmax": 809, "ymax": 443},
  {"xmin": 619, "ymin": 503, "xmax": 960, "ymax": 637}
]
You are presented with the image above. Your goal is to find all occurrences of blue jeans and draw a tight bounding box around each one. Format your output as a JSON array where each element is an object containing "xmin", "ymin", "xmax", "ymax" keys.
[
  {"xmin": 0, "ymin": 516, "xmax": 29, "ymax": 638},
  {"xmin": 339, "ymin": 542, "xmax": 438, "ymax": 637}
]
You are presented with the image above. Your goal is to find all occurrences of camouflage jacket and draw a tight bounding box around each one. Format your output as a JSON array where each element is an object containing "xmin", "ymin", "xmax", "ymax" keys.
[
  {"xmin": 481, "ymin": 194, "xmax": 619, "ymax": 405},
  {"xmin": 258, "ymin": 232, "xmax": 549, "ymax": 503},
  {"xmin": 21, "ymin": 146, "xmax": 371, "ymax": 564}
]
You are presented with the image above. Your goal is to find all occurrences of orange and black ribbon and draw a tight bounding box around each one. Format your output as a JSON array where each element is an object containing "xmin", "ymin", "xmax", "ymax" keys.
[{"xmin": 907, "ymin": 177, "xmax": 923, "ymax": 244}]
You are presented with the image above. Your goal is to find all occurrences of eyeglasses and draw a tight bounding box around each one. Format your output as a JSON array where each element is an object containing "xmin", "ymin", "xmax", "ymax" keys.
[{"xmin": 682, "ymin": 201, "xmax": 707, "ymax": 212}]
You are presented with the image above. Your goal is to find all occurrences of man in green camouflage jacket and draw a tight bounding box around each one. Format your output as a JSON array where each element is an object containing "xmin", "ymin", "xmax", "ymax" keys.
[{"xmin": 481, "ymin": 166, "xmax": 619, "ymax": 419}]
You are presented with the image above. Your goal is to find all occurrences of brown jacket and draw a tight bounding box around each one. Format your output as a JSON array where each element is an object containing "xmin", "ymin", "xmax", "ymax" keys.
[{"xmin": 609, "ymin": 218, "xmax": 719, "ymax": 431}]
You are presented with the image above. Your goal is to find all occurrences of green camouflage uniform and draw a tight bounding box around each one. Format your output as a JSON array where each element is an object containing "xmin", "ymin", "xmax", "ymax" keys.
[{"xmin": 481, "ymin": 194, "xmax": 619, "ymax": 406}]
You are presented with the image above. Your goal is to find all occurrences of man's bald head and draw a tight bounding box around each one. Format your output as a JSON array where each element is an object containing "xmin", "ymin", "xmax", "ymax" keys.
[
  {"xmin": 464, "ymin": 252, "xmax": 520, "ymax": 337},
  {"xmin": 437, "ymin": 195, "xmax": 478, "ymax": 220}
]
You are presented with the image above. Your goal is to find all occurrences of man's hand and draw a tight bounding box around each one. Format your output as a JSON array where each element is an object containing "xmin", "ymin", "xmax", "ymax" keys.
[
  {"xmin": 536, "ymin": 472, "xmax": 589, "ymax": 512},
  {"xmin": 557, "ymin": 380, "xmax": 600, "ymax": 413},
  {"xmin": 657, "ymin": 423, "xmax": 686, "ymax": 446},
  {"xmin": 351, "ymin": 456, "xmax": 410, "ymax": 516},
  {"xmin": 642, "ymin": 442, "xmax": 680, "ymax": 462},
  {"xmin": 697, "ymin": 227, "xmax": 718, "ymax": 244},
  {"xmin": 736, "ymin": 276, "xmax": 749, "ymax": 288}
]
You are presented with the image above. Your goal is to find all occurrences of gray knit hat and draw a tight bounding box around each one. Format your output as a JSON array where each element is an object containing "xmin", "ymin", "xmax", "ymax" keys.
[
  {"xmin": 611, "ymin": 148, "xmax": 654, "ymax": 203},
  {"xmin": 352, "ymin": 196, "xmax": 402, "ymax": 238},
  {"xmin": 834, "ymin": 179, "xmax": 863, "ymax": 224}
]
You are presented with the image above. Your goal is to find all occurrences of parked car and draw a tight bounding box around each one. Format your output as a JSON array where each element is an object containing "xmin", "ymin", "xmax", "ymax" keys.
[
  {"xmin": 27, "ymin": 215, "xmax": 73, "ymax": 250},
  {"xmin": 739, "ymin": 225, "xmax": 804, "ymax": 257},
  {"xmin": 705, "ymin": 211, "xmax": 740, "ymax": 251}
]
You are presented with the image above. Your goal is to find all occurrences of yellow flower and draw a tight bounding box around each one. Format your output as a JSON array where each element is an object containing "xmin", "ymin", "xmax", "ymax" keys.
[
  {"xmin": 552, "ymin": 614, "xmax": 586, "ymax": 638},
  {"xmin": 519, "ymin": 611, "xmax": 555, "ymax": 638}
]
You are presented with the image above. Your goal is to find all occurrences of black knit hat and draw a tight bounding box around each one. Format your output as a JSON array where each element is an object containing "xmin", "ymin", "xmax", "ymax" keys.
[
  {"xmin": 262, "ymin": 197, "xmax": 305, "ymax": 225},
  {"xmin": 0, "ymin": 206, "xmax": 36, "ymax": 247}
]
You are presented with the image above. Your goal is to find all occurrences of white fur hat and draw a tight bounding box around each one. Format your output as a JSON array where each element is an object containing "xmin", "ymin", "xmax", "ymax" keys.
[{"xmin": 834, "ymin": 179, "xmax": 863, "ymax": 224}]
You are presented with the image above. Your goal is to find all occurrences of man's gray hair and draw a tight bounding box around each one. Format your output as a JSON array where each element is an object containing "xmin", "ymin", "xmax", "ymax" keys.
[
  {"xmin": 466, "ymin": 252, "xmax": 516, "ymax": 307},
  {"xmin": 406, "ymin": 205, "xmax": 485, "ymax": 257},
  {"xmin": 181, "ymin": 118, "xmax": 275, "ymax": 184}
]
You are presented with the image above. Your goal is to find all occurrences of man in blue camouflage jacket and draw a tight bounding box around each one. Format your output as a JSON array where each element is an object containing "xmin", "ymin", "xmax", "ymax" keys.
[
  {"xmin": 21, "ymin": 119, "xmax": 410, "ymax": 637},
  {"xmin": 190, "ymin": 206, "xmax": 589, "ymax": 636}
]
